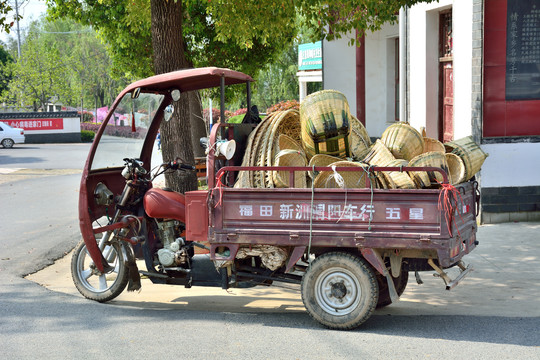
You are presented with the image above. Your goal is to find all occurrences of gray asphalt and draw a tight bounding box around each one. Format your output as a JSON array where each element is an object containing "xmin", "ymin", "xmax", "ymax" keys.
[{"xmin": 0, "ymin": 143, "xmax": 539, "ymax": 359}]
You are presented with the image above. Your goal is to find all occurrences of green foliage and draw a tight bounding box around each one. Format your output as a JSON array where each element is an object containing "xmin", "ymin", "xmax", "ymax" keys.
[
  {"xmin": 80, "ymin": 129, "xmax": 95, "ymax": 142},
  {"xmin": 0, "ymin": 1, "xmax": 22, "ymax": 33},
  {"xmin": 0, "ymin": 44, "xmax": 13, "ymax": 94},
  {"xmin": 1, "ymin": 17, "xmax": 128, "ymax": 111},
  {"xmin": 212, "ymin": 0, "xmax": 436, "ymax": 47}
]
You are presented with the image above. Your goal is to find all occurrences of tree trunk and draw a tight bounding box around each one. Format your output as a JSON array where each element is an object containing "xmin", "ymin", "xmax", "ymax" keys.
[
  {"xmin": 188, "ymin": 91, "xmax": 206, "ymax": 158},
  {"xmin": 150, "ymin": 0, "xmax": 197, "ymax": 193}
]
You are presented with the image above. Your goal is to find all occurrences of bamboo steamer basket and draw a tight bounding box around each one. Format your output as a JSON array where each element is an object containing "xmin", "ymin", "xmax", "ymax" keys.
[
  {"xmin": 408, "ymin": 151, "xmax": 450, "ymax": 188},
  {"xmin": 300, "ymin": 90, "xmax": 351, "ymax": 159},
  {"xmin": 423, "ymin": 137, "xmax": 445, "ymax": 153},
  {"xmin": 273, "ymin": 149, "xmax": 307, "ymax": 188},
  {"xmin": 445, "ymin": 153, "xmax": 466, "ymax": 185},
  {"xmin": 380, "ymin": 159, "xmax": 416, "ymax": 189},
  {"xmin": 381, "ymin": 122, "xmax": 424, "ymax": 160},
  {"xmin": 350, "ymin": 115, "xmax": 371, "ymax": 160},
  {"xmin": 444, "ymin": 136, "xmax": 488, "ymax": 181},
  {"xmin": 313, "ymin": 161, "xmax": 373, "ymax": 189}
]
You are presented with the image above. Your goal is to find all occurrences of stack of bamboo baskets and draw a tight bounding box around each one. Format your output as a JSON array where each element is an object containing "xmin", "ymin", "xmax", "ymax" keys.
[{"xmin": 234, "ymin": 90, "xmax": 488, "ymax": 189}]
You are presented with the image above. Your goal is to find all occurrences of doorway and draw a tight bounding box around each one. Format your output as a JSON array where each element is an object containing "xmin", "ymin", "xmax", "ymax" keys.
[{"xmin": 439, "ymin": 10, "xmax": 453, "ymax": 143}]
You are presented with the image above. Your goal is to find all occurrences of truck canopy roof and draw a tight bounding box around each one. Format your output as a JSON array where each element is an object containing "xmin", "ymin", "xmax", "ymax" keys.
[{"xmin": 122, "ymin": 67, "xmax": 253, "ymax": 95}]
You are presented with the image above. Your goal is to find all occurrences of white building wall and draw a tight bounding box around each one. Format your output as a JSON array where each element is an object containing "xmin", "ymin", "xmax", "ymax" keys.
[
  {"xmin": 365, "ymin": 23, "xmax": 399, "ymax": 137},
  {"xmin": 481, "ymin": 143, "xmax": 540, "ymax": 187},
  {"xmin": 322, "ymin": 31, "xmax": 357, "ymax": 117},
  {"xmin": 452, "ymin": 0, "xmax": 474, "ymax": 139}
]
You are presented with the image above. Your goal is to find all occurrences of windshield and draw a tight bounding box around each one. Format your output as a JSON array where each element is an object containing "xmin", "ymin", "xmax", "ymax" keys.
[{"xmin": 91, "ymin": 92, "xmax": 165, "ymax": 170}]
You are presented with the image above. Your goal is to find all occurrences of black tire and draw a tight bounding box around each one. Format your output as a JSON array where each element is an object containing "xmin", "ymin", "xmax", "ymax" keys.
[
  {"xmin": 376, "ymin": 270, "xmax": 409, "ymax": 308},
  {"xmin": 2, "ymin": 138, "xmax": 14, "ymax": 148},
  {"xmin": 71, "ymin": 239, "xmax": 129, "ymax": 302},
  {"xmin": 301, "ymin": 252, "xmax": 378, "ymax": 330}
]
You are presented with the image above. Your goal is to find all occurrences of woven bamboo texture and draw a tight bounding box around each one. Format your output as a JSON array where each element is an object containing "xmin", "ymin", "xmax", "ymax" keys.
[
  {"xmin": 300, "ymin": 90, "xmax": 351, "ymax": 159},
  {"xmin": 423, "ymin": 137, "xmax": 445, "ymax": 153},
  {"xmin": 273, "ymin": 149, "xmax": 308, "ymax": 188},
  {"xmin": 444, "ymin": 136, "xmax": 488, "ymax": 181},
  {"xmin": 363, "ymin": 139, "xmax": 396, "ymax": 166},
  {"xmin": 380, "ymin": 159, "xmax": 416, "ymax": 189},
  {"xmin": 408, "ymin": 151, "xmax": 449, "ymax": 188},
  {"xmin": 313, "ymin": 161, "xmax": 372, "ymax": 189},
  {"xmin": 445, "ymin": 153, "xmax": 466, "ymax": 185},
  {"xmin": 380, "ymin": 122, "xmax": 424, "ymax": 160},
  {"xmin": 350, "ymin": 115, "xmax": 371, "ymax": 160}
]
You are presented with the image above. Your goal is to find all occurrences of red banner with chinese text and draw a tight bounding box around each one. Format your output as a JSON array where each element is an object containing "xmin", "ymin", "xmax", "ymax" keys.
[{"xmin": 3, "ymin": 118, "xmax": 64, "ymax": 131}]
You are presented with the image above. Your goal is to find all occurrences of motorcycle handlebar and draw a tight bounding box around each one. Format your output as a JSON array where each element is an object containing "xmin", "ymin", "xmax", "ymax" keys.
[{"xmin": 165, "ymin": 161, "xmax": 196, "ymax": 171}]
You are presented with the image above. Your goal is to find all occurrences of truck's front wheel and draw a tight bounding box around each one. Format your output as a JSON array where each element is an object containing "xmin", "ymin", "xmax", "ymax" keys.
[{"xmin": 301, "ymin": 252, "xmax": 378, "ymax": 330}]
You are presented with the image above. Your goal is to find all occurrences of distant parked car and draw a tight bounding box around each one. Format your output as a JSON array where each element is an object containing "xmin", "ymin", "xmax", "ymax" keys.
[{"xmin": 0, "ymin": 121, "xmax": 25, "ymax": 148}]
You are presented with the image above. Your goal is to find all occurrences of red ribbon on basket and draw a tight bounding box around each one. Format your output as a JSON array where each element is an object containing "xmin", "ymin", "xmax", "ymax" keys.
[
  {"xmin": 213, "ymin": 171, "xmax": 226, "ymax": 208},
  {"xmin": 438, "ymin": 182, "xmax": 465, "ymax": 237}
]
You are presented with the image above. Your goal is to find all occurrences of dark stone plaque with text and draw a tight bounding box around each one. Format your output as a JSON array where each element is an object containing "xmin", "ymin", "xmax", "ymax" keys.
[{"xmin": 506, "ymin": 0, "xmax": 540, "ymax": 100}]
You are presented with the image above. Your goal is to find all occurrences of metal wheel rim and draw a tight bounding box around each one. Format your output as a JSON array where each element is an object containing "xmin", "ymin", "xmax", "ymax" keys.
[
  {"xmin": 76, "ymin": 243, "xmax": 121, "ymax": 294},
  {"xmin": 3, "ymin": 139, "xmax": 13, "ymax": 147},
  {"xmin": 314, "ymin": 267, "xmax": 361, "ymax": 316}
]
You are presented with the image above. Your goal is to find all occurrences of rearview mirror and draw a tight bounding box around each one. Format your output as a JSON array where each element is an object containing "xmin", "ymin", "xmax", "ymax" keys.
[
  {"xmin": 171, "ymin": 89, "xmax": 181, "ymax": 101},
  {"xmin": 164, "ymin": 105, "xmax": 174, "ymax": 121},
  {"xmin": 131, "ymin": 87, "xmax": 141, "ymax": 99}
]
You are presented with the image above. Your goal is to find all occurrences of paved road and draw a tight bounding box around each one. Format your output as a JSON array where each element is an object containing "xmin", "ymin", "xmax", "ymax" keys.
[{"xmin": 1, "ymin": 143, "xmax": 539, "ymax": 359}]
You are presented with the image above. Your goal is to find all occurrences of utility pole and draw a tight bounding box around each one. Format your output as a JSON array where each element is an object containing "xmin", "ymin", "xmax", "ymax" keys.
[{"xmin": 14, "ymin": 0, "xmax": 22, "ymax": 58}]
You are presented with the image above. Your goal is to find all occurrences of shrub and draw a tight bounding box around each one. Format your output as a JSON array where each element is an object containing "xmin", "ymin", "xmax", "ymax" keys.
[
  {"xmin": 80, "ymin": 122, "xmax": 147, "ymax": 139},
  {"xmin": 81, "ymin": 130, "xmax": 95, "ymax": 142},
  {"xmin": 79, "ymin": 110, "xmax": 95, "ymax": 123},
  {"xmin": 266, "ymin": 99, "xmax": 300, "ymax": 114}
]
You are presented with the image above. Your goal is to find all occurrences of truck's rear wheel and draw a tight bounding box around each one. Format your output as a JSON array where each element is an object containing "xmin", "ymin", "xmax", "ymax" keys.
[
  {"xmin": 301, "ymin": 252, "xmax": 378, "ymax": 330},
  {"xmin": 376, "ymin": 270, "xmax": 409, "ymax": 308}
]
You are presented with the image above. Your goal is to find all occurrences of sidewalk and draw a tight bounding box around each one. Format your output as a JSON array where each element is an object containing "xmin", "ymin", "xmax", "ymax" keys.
[{"xmin": 27, "ymin": 222, "xmax": 540, "ymax": 317}]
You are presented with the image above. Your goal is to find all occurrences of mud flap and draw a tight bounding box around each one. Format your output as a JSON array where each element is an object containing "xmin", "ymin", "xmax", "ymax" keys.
[{"xmin": 361, "ymin": 248, "xmax": 399, "ymax": 304}]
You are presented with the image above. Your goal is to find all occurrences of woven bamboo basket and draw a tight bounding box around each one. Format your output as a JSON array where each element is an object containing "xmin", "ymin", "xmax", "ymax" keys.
[
  {"xmin": 363, "ymin": 139, "xmax": 396, "ymax": 166},
  {"xmin": 444, "ymin": 136, "xmax": 488, "ymax": 181},
  {"xmin": 250, "ymin": 113, "xmax": 276, "ymax": 188},
  {"xmin": 350, "ymin": 115, "xmax": 371, "ymax": 160},
  {"xmin": 264, "ymin": 110, "xmax": 301, "ymax": 187},
  {"xmin": 272, "ymin": 149, "xmax": 308, "ymax": 188},
  {"xmin": 308, "ymin": 154, "xmax": 342, "ymax": 179},
  {"xmin": 313, "ymin": 161, "xmax": 373, "ymax": 189},
  {"xmin": 380, "ymin": 159, "xmax": 416, "ymax": 189},
  {"xmin": 408, "ymin": 151, "xmax": 450, "ymax": 188},
  {"xmin": 423, "ymin": 137, "xmax": 445, "ymax": 153},
  {"xmin": 235, "ymin": 115, "xmax": 273, "ymax": 188},
  {"xmin": 300, "ymin": 90, "xmax": 351, "ymax": 159},
  {"xmin": 380, "ymin": 122, "xmax": 424, "ymax": 160},
  {"xmin": 445, "ymin": 153, "xmax": 466, "ymax": 185}
]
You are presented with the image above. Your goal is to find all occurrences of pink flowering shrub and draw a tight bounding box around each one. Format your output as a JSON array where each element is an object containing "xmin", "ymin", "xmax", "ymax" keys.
[{"xmin": 266, "ymin": 99, "xmax": 300, "ymax": 113}]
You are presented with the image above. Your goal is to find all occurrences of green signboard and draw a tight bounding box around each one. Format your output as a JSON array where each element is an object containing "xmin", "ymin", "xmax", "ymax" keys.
[{"xmin": 298, "ymin": 41, "xmax": 322, "ymax": 71}]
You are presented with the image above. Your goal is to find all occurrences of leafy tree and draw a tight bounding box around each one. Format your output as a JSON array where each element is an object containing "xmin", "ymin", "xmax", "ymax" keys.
[
  {"xmin": 210, "ymin": 0, "xmax": 436, "ymax": 47},
  {"xmin": 0, "ymin": 43, "xmax": 13, "ymax": 94},
  {"xmin": 1, "ymin": 17, "xmax": 124, "ymax": 112},
  {"xmin": 0, "ymin": 0, "xmax": 21, "ymax": 33},
  {"xmin": 46, "ymin": 0, "xmax": 295, "ymax": 192},
  {"xmin": 2, "ymin": 20, "xmax": 72, "ymax": 110}
]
